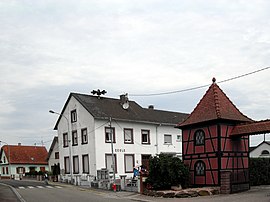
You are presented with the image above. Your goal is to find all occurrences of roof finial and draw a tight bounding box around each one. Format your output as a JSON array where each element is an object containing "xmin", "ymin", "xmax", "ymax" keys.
[{"xmin": 212, "ymin": 77, "xmax": 216, "ymax": 83}]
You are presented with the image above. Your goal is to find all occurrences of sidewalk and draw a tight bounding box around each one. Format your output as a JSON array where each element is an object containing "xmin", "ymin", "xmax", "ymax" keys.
[
  {"xmin": 0, "ymin": 183, "xmax": 20, "ymax": 202},
  {"xmin": 50, "ymin": 181, "xmax": 154, "ymax": 201}
]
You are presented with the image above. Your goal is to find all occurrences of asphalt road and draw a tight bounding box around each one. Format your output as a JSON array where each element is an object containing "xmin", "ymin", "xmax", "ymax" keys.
[{"xmin": 1, "ymin": 179, "xmax": 270, "ymax": 202}]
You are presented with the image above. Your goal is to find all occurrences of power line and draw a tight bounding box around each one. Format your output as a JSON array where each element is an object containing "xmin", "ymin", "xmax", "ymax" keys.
[{"xmin": 129, "ymin": 66, "xmax": 270, "ymax": 97}]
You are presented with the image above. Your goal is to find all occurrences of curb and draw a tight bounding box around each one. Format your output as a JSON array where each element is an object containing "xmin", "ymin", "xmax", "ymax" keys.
[{"xmin": 0, "ymin": 182, "xmax": 26, "ymax": 202}]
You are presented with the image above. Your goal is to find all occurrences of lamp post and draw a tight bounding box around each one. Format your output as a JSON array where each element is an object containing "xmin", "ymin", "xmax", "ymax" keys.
[
  {"xmin": 49, "ymin": 110, "xmax": 73, "ymax": 184},
  {"xmin": 0, "ymin": 141, "xmax": 11, "ymax": 179}
]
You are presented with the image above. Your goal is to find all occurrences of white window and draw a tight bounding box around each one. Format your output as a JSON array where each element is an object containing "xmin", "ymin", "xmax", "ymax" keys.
[
  {"xmin": 73, "ymin": 156, "xmax": 79, "ymax": 174},
  {"xmin": 82, "ymin": 155, "xmax": 89, "ymax": 174},
  {"xmin": 72, "ymin": 131, "xmax": 78, "ymax": 146},
  {"xmin": 17, "ymin": 167, "xmax": 24, "ymax": 174},
  {"xmin": 64, "ymin": 156, "xmax": 70, "ymax": 174},
  {"xmin": 105, "ymin": 154, "xmax": 117, "ymax": 173},
  {"xmin": 124, "ymin": 154, "xmax": 134, "ymax": 173},
  {"xmin": 71, "ymin": 110, "xmax": 77, "ymax": 123},
  {"xmin": 141, "ymin": 130, "xmax": 150, "ymax": 144},
  {"xmin": 63, "ymin": 133, "xmax": 69, "ymax": 147},
  {"xmin": 164, "ymin": 134, "xmax": 172, "ymax": 144},
  {"xmin": 81, "ymin": 128, "xmax": 88, "ymax": 144},
  {"xmin": 105, "ymin": 127, "xmax": 115, "ymax": 143},
  {"xmin": 124, "ymin": 128, "xmax": 133, "ymax": 144}
]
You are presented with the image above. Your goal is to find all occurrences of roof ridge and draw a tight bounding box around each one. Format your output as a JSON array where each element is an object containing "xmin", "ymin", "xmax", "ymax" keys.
[{"xmin": 213, "ymin": 83, "xmax": 221, "ymax": 118}]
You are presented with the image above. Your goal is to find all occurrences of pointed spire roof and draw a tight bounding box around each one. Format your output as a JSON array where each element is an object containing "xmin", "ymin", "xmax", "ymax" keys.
[{"xmin": 178, "ymin": 78, "xmax": 253, "ymax": 128}]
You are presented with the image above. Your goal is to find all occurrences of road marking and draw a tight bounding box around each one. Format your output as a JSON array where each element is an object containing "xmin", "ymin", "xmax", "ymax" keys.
[
  {"xmin": 46, "ymin": 186, "xmax": 53, "ymax": 188},
  {"xmin": 18, "ymin": 186, "xmax": 25, "ymax": 189},
  {"xmin": 55, "ymin": 186, "xmax": 62, "ymax": 189},
  {"xmin": 37, "ymin": 186, "xmax": 44, "ymax": 188},
  {"xmin": 28, "ymin": 186, "xmax": 34, "ymax": 189}
]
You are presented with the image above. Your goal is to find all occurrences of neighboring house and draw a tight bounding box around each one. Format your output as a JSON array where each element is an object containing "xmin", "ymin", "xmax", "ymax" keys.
[
  {"xmin": 0, "ymin": 144, "xmax": 48, "ymax": 179},
  {"xmin": 47, "ymin": 137, "xmax": 60, "ymax": 175},
  {"xmin": 250, "ymin": 141, "xmax": 270, "ymax": 158},
  {"xmin": 52, "ymin": 93, "xmax": 188, "ymax": 185}
]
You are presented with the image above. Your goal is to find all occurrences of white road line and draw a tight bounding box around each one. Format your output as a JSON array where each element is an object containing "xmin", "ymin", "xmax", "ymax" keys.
[
  {"xmin": 55, "ymin": 186, "xmax": 62, "ymax": 189},
  {"xmin": 28, "ymin": 186, "xmax": 34, "ymax": 189},
  {"xmin": 46, "ymin": 186, "xmax": 53, "ymax": 189},
  {"xmin": 18, "ymin": 186, "xmax": 25, "ymax": 189},
  {"xmin": 37, "ymin": 186, "xmax": 44, "ymax": 188}
]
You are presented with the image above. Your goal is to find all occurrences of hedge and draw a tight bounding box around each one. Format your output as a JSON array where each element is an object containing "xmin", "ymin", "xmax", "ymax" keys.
[
  {"xmin": 250, "ymin": 158, "xmax": 270, "ymax": 186},
  {"xmin": 146, "ymin": 154, "xmax": 190, "ymax": 190}
]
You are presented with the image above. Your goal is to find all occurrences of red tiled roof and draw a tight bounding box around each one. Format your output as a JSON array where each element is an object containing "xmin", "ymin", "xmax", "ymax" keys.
[
  {"xmin": 178, "ymin": 80, "xmax": 253, "ymax": 128},
  {"xmin": 2, "ymin": 145, "xmax": 48, "ymax": 165},
  {"xmin": 231, "ymin": 120, "xmax": 270, "ymax": 137}
]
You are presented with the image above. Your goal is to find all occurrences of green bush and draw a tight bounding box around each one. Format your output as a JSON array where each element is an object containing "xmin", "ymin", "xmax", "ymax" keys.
[
  {"xmin": 146, "ymin": 154, "xmax": 189, "ymax": 190},
  {"xmin": 250, "ymin": 158, "xmax": 270, "ymax": 186}
]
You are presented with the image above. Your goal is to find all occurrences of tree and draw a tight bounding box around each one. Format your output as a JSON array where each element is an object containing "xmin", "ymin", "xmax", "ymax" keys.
[{"xmin": 146, "ymin": 154, "xmax": 189, "ymax": 190}]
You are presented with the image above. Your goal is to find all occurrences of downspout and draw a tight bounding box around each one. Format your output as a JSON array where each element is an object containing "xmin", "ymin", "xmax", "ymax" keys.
[{"xmin": 156, "ymin": 124, "xmax": 161, "ymax": 155}]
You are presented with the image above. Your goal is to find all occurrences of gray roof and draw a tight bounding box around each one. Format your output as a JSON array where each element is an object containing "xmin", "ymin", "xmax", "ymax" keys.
[{"xmin": 54, "ymin": 93, "xmax": 189, "ymax": 129}]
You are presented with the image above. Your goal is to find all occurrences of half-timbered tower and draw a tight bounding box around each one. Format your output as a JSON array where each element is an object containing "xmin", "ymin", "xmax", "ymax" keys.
[{"xmin": 177, "ymin": 78, "xmax": 257, "ymax": 191}]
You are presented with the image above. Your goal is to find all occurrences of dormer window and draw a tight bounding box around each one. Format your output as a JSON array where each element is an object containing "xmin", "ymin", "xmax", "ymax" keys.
[
  {"xmin": 71, "ymin": 110, "xmax": 77, "ymax": 123},
  {"xmin": 194, "ymin": 129, "xmax": 205, "ymax": 146}
]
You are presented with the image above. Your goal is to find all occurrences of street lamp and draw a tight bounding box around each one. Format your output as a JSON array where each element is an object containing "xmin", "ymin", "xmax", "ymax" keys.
[
  {"xmin": 49, "ymin": 110, "xmax": 73, "ymax": 184},
  {"xmin": 0, "ymin": 141, "xmax": 11, "ymax": 179}
]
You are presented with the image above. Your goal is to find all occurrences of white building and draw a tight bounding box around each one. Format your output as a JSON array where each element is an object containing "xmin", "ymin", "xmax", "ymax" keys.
[
  {"xmin": 250, "ymin": 141, "xmax": 270, "ymax": 158},
  {"xmin": 47, "ymin": 137, "xmax": 60, "ymax": 179},
  {"xmin": 52, "ymin": 93, "xmax": 188, "ymax": 185}
]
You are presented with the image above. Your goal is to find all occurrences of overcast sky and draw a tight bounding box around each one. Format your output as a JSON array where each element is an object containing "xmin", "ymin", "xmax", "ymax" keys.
[{"xmin": 1, "ymin": 0, "xmax": 270, "ymax": 149}]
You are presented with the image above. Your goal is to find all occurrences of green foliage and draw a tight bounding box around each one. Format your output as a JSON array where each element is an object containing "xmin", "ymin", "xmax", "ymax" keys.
[
  {"xmin": 250, "ymin": 158, "xmax": 270, "ymax": 186},
  {"xmin": 146, "ymin": 154, "xmax": 189, "ymax": 190}
]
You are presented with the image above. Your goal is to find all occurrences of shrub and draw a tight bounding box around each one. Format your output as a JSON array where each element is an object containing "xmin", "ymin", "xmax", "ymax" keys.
[
  {"xmin": 146, "ymin": 154, "xmax": 189, "ymax": 190},
  {"xmin": 250, "ymin": 158, "xmax": 270, "ymax": 186}
]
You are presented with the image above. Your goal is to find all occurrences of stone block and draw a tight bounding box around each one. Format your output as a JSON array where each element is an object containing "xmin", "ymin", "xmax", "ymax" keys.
[
  {"xmin": 198, "ymin": 190, "xmax": 211, "ymax": 196},
  {"xmin": 163, "ymin": 191, "xmax": 175, "ymax": 198}
]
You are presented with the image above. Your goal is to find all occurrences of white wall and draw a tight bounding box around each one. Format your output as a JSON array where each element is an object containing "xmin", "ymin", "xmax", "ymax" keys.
[
  {"xmin": 48, "ymin": 140, "xmax": 59, "ymax": 171},
  {"xmin": 57, "ymin": 96, "xmax": 96, "ymax": 178},
  {"xmin": 94, "ymin": 120, "xmax": 182, "ymax": 178},
  {"xmin": 250, "ymin": 142, "xmax": 270, "ymax": 158}
]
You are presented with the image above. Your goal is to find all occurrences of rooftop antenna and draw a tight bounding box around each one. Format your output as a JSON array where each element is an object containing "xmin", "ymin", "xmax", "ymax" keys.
[
  {"xmin": 91, "ymin": 89, "xmax": 107, "ymax": 99},
  {"xmin": 120, "ymin": 93, "xmax": 129, "ymax": 110}
]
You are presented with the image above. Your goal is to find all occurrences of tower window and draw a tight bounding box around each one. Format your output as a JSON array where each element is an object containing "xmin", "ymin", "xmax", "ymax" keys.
[
  {"xmin": 194, "ymin": 129, "xmax": 205, "ymax": 146},
  {"xmin": 195, "ymin": 161, "xmax": 205, "ymax": 176}
]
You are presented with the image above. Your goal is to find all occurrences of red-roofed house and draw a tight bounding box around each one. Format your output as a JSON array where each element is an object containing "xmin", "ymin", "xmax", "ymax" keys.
[
  {"xmin": 177, "ymin": 78, "xmax": 270, "ymax": 193},
  {"xmin": 0, "ymin": 144, "xmax": 48, "ymax": 179}
]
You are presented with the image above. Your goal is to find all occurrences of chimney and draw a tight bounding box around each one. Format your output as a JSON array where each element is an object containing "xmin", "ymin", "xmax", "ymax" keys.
[
  {"xmin": 18, "ymin": 143, "xmax": 21, "ymax": 146},
  {"xmin": 148, "ymin": 105, "xmax": 154, "ymax": 110},
  {"xmin": 120, "ymin": 94, "xmax": 128, "ymax": 105}
]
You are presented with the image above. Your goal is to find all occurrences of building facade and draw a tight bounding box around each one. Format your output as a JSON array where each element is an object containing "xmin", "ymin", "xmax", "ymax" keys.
[
  {"xmin": 52, "ymin": 93, "xmax": 188, "ymax": 185},
  {"xmin": 0, "ymin": 144, "xmax": 48, "ymax": 179},
  {"xmin": 250, "ymin": 141, "xmax": 270, "ymax": 158},
  {"xmin": 47, "ymin": 136, "xmax": 60, "ymax": 179}
]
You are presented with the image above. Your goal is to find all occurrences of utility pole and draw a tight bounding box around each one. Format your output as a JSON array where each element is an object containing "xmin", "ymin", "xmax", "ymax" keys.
[{"xmin": 109, "ymin": 117, "xmax": 116, "ymax": 184}]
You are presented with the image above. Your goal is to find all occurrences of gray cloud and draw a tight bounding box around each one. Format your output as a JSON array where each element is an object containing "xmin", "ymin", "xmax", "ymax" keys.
[{"xmin": 1, "ymin": 0, "xmax": 270, "ymax": 148}]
